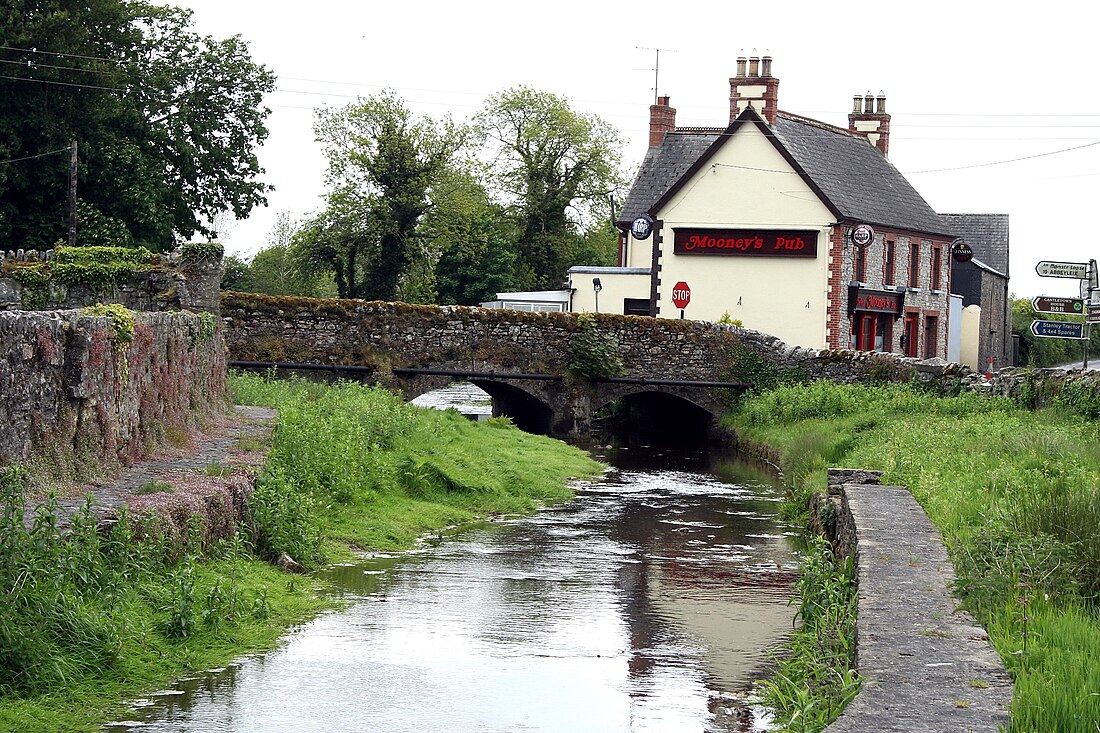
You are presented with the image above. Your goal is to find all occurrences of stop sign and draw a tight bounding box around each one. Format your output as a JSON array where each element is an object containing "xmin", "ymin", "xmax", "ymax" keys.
[{"xmin": 671, "ymin": 281, "xmax": 691, "ymax": 309}]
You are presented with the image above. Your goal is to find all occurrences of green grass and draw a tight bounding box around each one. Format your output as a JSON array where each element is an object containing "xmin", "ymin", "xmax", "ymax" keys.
[
  {"xmin": 0, "ymin": 373, "xmax": 601, "ymax": 731},
  {"xmin": 729, "ymin": 381, "xmax": 1100, "ymax": 731},
  {"xmin": 232, "ymin": 372, "xmax": 602, "ymax": 560}
]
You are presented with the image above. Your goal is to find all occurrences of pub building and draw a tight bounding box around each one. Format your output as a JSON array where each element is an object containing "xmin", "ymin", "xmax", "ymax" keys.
[{"xmin": 566, "ymin": 54, "xmax": 1008, "ymax": 361}]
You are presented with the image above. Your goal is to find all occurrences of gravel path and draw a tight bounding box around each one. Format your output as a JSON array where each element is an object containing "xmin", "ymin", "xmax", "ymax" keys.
[{"xmin": 26, "ymin": 405, "xmax": 277, "ymax": 530}]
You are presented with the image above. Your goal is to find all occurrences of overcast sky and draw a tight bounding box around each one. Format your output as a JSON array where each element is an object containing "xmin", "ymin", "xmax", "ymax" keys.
[{"xmin": 176, "ymin": 0, "xmax": 1099, "ymax": 299}]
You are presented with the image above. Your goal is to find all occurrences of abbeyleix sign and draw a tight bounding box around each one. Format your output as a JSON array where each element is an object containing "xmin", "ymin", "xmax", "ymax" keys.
[{"xmin": 672, "ymin": 228, "xmax": 818, "ymax": 257}]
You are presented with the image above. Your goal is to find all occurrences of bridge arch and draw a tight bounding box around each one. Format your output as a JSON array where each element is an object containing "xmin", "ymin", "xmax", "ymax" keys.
[{"xmin": 592, "ymin": 386, "xmax": 724, "ymax": 442}]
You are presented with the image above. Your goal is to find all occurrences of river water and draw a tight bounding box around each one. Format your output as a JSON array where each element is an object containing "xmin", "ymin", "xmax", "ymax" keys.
[{"xmin": 105, "ymin": 386, "xmax": 799, "ymax": 733}]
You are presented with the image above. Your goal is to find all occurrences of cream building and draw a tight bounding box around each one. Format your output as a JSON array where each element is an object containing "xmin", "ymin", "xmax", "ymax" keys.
[{"xmin": 567, "ymin": 55, "xmax": 1009, "ymax": 360}]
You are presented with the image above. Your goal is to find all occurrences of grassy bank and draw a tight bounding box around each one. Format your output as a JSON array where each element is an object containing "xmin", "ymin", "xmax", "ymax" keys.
[
  {"xmin": 729, "ymin": 381, "xmax": 1100, "ymax": 732},
  {"xmin": 0, "ymin": 374, "xmax": 601, "ymax": 732}
]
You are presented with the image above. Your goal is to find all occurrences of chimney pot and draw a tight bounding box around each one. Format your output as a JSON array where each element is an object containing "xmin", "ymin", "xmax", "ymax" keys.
[
  {"xmin": 852, "ymin": 94, "xmax": 862, "ymax": 113},
  {"xmin": 864, "ymin": 92, "xmax": 874, "ymax": 114},
  {"xmin": 736, "ymin": 55, "xmax": 747, "ymax": 77},
  {"xmin": 761, "ymin": 55, "xmax": 772, "ymax": 77},
  {"xmin": 748, "ymin": 55, "xmax": 760, "ymax": 77},
  {"xmin": 876, "ymin": 92, "xmax": 886, "ymax": 114}
]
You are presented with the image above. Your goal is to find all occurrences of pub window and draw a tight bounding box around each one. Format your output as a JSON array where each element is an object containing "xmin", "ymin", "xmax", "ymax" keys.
[
  {"xmin": 908, "ymin": 242, "xmax": 921, "ymax": 288},
  {"xmin": 884, "ymin": 240, "xmax": 896, "ymax": 286},
  {"xmin": 924, "ymin": 314, "xmax": 938, "ymax": 358},
  {"xmin": 855, "ymin": 245, "xmax": 867, "ymax": 283},
  {"xmin": 930, "ymin": 246, "xmax": 943, "ymax": 290}
]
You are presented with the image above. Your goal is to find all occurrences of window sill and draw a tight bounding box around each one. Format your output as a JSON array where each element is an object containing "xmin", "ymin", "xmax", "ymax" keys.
[
  {"xmin": 906, "ymin": 287, "xmax": 921, "ymax": 293},
  {"xmin": 930, "ymin": 289, "xmax": 944, "ymax": 295}
]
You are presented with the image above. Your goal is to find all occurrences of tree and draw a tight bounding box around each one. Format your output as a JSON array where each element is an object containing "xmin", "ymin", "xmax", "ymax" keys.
[
  {"xmin": 0, "ymin": 1, "xmax": 274, "ymax": 251},
  {"xmin": 474, "ymin": 87, "xmax": 624, "ymax": 290},
  {"xmin": 299, "ymin": 91, "xmax": 467, "ymax": 301},
  {"xmin": 429, "ymin": 169, "xmax": 517, "ymax": 305}
]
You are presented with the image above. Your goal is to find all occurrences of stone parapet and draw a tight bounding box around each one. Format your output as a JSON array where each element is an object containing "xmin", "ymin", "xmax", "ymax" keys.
[
  {"xmin": 0, "ymin": 309, "xmax": 226, "ymax": 468},
  {"xmin": 0, "ymin": 245, "xmax": 222, "ymax": 314},
  {"xmin": 819, "ymin": 469, "xmax": 1013, "ymax": 732}
]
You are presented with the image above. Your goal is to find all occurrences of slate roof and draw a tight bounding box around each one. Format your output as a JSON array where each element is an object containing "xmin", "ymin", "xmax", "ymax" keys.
[
  {"xmin": 619, "ymin": 130, "xmax": 720, "ymax": 223},
  {"xmin": 772, "ymin": 112, "xmax": 950, "ymax": 236},
  {"xmin": 939, "ymin": 213, "xmax": 1010, "ymax": 277},
  {"xmin": 618, "ymin": 108, "xmax": 952, "ymax": 238}
]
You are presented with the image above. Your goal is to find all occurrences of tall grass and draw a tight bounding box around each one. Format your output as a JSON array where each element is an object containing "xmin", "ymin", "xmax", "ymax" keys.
[
  {"xmin": 230, "ymin": 372, "xmax": 603, "ymax": 560},
  {"xmin": 729, "ymin": 380, "xmax": 1100, "ymax": 731}
]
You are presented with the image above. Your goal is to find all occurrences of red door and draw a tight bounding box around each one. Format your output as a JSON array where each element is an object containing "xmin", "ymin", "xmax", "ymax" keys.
[{"xmin": 903, "ymin": 314, "xmax": 918, "ymax": 357}]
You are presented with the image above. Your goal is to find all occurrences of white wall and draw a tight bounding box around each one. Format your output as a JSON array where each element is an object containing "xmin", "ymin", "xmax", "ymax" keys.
[
  {"xmin": 643, "ymin": 123, "xmax": 835, "ymax": 348},
  {"xmin": 570, "ymin": 272, "xmax": 649, "ymax": 314},
  {"xmin": 961, "ymin": 304, "xmax": 982, "ymax": 370}
]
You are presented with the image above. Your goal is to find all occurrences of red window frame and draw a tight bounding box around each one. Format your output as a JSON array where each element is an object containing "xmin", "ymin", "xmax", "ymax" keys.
[
  {"xmin": 884, "ymin": 240, "xmax": 896, "ymax": 286},
  {"xmin": 930, "ymin": 245, "xmax": 943, "ymax": 290},
  {"xmin": 908, "ymin": 242, "xmax": 920, "ymax": 288},
  {"xmin": 855, "ymin": 245, "xmax": 867, "ymax": 283}
]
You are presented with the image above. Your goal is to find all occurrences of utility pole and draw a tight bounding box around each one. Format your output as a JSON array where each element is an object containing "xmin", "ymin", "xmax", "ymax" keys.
[{"xmin": 68, "ymin": 140, "xmax": 77, "ymax": 247}]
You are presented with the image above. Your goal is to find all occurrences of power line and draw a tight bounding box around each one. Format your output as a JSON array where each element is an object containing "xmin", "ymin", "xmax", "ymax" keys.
[
  {"xmin": 0, "ymin": 44, "xmax": 128, "ymax": 68},
  {"xmin": 0, "ymin": 147, "xmax": 72, "ymax": 165},
  {"xmin": 905, "ymin": 140, "xmax": 1100, "ymax": 173},
  {"xmin": 0, "ymin": 73, "xmax": 125, "ymax": 92},
  {"xmin": 0, "ymin": 57, "xmax": 116, "ymax": 75}
]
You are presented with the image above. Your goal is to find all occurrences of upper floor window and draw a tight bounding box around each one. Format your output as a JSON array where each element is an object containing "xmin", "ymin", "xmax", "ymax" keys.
[
  {"xmin": 855, "ymin": 244, "xmax": 868, "ymax": 283},
  {"xmin": 884, "ymin": 240, "xmax": 896, "ymax": 286},
  {"xmin": 908, "ymin": 242, "xmax": 921, "ymax": 288},
  {"xmin": 930, "ymin": 245, "xmax": 943, "ymax": 290}
]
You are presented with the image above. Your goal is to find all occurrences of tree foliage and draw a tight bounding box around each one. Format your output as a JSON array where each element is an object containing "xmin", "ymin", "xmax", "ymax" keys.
[
  {"xmin": 221, "ymin": 213, "xmax": 334, "ymax": 297},
  {"xmin": 0, "ymin": 0, "xmax": 274, "ymax": 251},
  {"xmin": 475, "ymin": 86, "xmax": 624, "ymax": 290},
  {"xmin": 296, "ymin": 92, "xmax": 467, "ymax": 301}
]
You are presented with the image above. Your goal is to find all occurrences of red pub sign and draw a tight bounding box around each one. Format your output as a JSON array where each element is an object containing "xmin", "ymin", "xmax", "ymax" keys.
[
  {"xmin": 849, "ymin": 286, "xmax": 904, "ymax": 315},
  {"xmin": 673, "ymin": 228, "xmax": 818, "ymax": 257}
]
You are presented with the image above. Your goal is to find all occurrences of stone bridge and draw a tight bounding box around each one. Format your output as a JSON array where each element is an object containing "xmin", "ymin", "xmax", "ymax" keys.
[{"xmin": 221, "ymin": 293, "xmax": 966, "ymax": 439}]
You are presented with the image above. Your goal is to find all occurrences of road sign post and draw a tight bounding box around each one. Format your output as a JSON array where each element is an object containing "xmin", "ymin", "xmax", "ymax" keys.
[
  {"xmin": 1032, "ymin": 296, "xmax": 1084, "ymax": 315},
  {"xmin": 1036, "ymin": 261, "xmax": 1089, "ymax": 279},
  {"xmin": 1030, "ymin": 320, "xmax": 1087, "ymax": 340}
]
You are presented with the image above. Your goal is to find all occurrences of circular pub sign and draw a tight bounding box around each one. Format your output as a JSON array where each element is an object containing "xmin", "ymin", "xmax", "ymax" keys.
[
  {"xmin": 951, "ymin": 239, "xmax": 973, "ymax": 263},
  {"xmin": 671, "ymin": 281, "xmax": 691, "ymax": 309},
  {"xmin": 849, "ymin": 224, "xmax": 875, "ymax": 248},
  {"xmin": 630, "ymin": 215, "xmax": 654, "ymax": 240}
]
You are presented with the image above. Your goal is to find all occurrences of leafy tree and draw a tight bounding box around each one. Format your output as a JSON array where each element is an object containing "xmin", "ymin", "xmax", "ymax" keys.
[
  {"xmin": 426, "ymin": 167, "xmax": 516, "ymax": 305},
  {"xmin": 474, "ymin": 87, "xmax": 624, "ymax": 290},
  {"xmin": 301, "ymin": 91, "xmax": 467, "ymax": 301},
  {"xmin": 0, "ymin": 1, "xmax": 274, "ymax": 251}
]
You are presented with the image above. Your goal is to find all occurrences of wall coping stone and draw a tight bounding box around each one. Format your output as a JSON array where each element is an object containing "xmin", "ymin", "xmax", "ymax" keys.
[{"xmin": 823, "ymin": 468, "xmax": 1013, "ymax": 732}]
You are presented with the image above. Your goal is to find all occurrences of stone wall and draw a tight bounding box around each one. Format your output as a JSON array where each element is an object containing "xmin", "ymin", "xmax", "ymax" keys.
[
  {"xmin": 816, "ymin": 469, "xmax": 1014, "ymax": 732},
  {"xmin": 221, "ymin": 292, "xmax": 970, "ymax": 389},
  {"xmin": 0, "ymin": 309, "xmax": 226, "ymax": 470},
  {"xmin": 0, "ymin": 246, "xmax": 222, "ymax": 314}
]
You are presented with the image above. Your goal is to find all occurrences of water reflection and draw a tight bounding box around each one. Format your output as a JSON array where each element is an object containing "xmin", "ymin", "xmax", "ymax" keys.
[{"xmin": 105, "ymin": 394, "xmax": 797, "ymax": 733}]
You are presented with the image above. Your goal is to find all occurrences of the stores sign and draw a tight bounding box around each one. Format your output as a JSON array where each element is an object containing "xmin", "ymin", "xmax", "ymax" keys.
[{"xmin": 673, "ymin": 228, "xmax": 818, "ymax": 257}]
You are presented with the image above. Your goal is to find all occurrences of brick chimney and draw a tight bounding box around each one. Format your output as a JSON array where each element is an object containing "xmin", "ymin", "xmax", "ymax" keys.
[
  {"xmin": 730, "ymin": 52, "xmax": 779, "ymax": 125},
  {"xmin": 848, "ymin": 90, "xmax": 891, "ymax": 155},
  {"xmin": 649, "ymin": 95, "xmax": 676, "ymax": 147}
]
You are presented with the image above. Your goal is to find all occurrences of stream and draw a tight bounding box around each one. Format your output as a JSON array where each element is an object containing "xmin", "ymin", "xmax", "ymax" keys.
[{"xmin": 105, "ymin": 385, "xmax": 799, "ymax": 733}]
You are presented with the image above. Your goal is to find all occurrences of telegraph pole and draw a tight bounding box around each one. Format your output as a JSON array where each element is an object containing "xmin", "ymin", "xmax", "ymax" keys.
[{"xmin": 68, "ymin": 140, "xmax": 77, "ymax": 247}]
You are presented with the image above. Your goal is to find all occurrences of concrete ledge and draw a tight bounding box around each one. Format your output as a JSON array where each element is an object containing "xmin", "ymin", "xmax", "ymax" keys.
[{"xmin": 822, "ymin": 469, "xmax": 1013, "ymax": 732}]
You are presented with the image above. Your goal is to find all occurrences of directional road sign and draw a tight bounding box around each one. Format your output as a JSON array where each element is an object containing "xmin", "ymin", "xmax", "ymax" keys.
[
  {"xmin": 1036, "ymin": 261, "xmax": 1089, "ymax": 279},
  {"xmin": 1032, "ymin": 296, "xmax": 1084, "ymax": 314},
  {"xmin": 1031, "ymin": 320, "xmax": 1087, "ymax": 339},
  {"xmin": 1089, "ymin": 304, "xmax": 1100, "ymax": 324}
]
